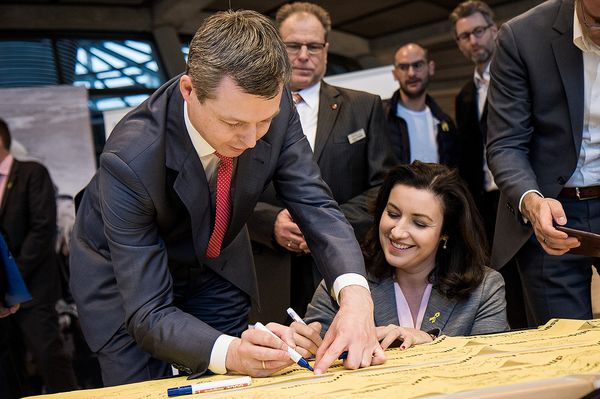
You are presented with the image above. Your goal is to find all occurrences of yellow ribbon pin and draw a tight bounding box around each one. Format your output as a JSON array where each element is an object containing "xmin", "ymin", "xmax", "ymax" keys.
[
  {"xmin": 429, "ymin": 312, "xmax": 440, "ymax": 323},
  {"xmin": 440, "ymin": 121, "xmax": 449, "ymax": 132}
]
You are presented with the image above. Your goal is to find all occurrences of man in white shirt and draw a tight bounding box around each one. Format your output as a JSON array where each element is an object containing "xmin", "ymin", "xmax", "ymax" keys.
[
  {"xmin": 383, "ymin": 43, "xmax": 460, "ymax": 168},
  {"xmin": 487, "ymin": 0, "xmax": 600, "ymax": 327},
  {"xmin": 249, "ymin": 2, "xmax": 396, "ymax": 319}
]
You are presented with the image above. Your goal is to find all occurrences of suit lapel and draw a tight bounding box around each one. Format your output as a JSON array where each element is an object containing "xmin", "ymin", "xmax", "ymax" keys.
[
  {"xmin": 552, "ymin": 0, "xmax": 584, "ymax": 153},
  {"xmin": 314, "ymin": 82, "xmax": 341, "ymax": 162},
  {"xmin": 223, "ymin": 140, "xmax": 271, "ymax": 245},
  {"xmin": 420, "ymin": 289, "xmax": 457, "ymax": 333},
  {"xmin": 165, "ymin": 93, "xmax": 212, "ymax": 263},
  {"xmin": 372, "ymin": 277, "xmax": 400, "ymax": 326},
  {"xmin": 0, "ymin": 160, "xmax": 19, "ymax": 217}
]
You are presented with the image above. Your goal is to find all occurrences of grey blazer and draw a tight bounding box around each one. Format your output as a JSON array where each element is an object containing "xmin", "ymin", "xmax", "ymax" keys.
[
  {"xmin": 486, "ymin": 0, "xmax": 583, "ymax": 268},
  {"xmin": 305, "ymin": 267, "xmax": 509, "ymax": 336},
  {"xmin": 69, "ymin": 74, "xmax": 366, "ymax": 375}
]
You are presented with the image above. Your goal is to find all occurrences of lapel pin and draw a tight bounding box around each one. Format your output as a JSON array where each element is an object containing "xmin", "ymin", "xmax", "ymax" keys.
[
  {"xmin": 440, "ymin": 121, "xmax": 449, "ymax": 132},
  {"xmin": 429, "ymin": 311, "xmax": 441, "ymax": 323},
  {"xmin": 6, "ymin": 181, "xmax": 12, "ymax": 190},
  {"xmin": 330, "ymin": 103, "xmax": 338, "ymax": 110}
]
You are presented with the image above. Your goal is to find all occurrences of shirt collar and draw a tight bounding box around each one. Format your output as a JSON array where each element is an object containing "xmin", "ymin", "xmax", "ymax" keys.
[
  {"xmin": 473, "ymin": 62, "xmax": 491, "ymax": 89},
  {"xmin": 295, "ymin": 81, "xmax": 321, "ymax": 109},
  {"xmin": 184, "ymin": 100, "xmax": 215, "ymax": 158},
  {"xmin": 573, "ymin": 5, "xmax": 600, "ymax": 55},
  {"xmin": 0, "ymin": 154, "xmax": 14, "ymax": 176}
]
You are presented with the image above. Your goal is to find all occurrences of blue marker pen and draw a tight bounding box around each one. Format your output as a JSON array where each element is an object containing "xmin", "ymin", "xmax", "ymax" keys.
[
  {"xmin": 286, "ymin": 307, "xmax": 348, "ymax": 361},
  {"xmin": 254, "ymin": 322, "xmax": 314, "ymax": 372},
  {"xmin": 167, "ymin": 376, "xmax": 251, "ymax": 397}
]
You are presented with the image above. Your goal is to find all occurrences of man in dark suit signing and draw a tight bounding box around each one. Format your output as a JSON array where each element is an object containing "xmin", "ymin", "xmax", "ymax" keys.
[
  {"xmin": 0, "ymin": 119, "xmax": 77, "ymax": 394},
  {"xmin": 70, "ymin": 10, "xmax": 385, "ymax": 386},
  {"xmin": 248, "ymin": 2, "xmax": 396, "ymax": 318},
  {"xmin": 487, "ymin": 0, "xmax": 599, "ymax": 328}
]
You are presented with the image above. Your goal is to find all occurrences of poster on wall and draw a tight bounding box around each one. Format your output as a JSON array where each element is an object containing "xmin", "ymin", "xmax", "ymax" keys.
[{"xmin": 0, "ymin": 85, "xmax": 96, "ymax": 197}]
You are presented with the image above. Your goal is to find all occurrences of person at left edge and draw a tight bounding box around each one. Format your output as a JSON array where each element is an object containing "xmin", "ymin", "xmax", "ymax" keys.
[{"xmin": 69, "ymin": 10, "xmax": 384, "ymax": 386}]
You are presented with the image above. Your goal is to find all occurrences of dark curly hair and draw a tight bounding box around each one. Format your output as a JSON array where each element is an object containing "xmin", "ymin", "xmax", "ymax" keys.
[{"xmin": 362, "ymin": 161, "xmax": 488, "ymax": 300}]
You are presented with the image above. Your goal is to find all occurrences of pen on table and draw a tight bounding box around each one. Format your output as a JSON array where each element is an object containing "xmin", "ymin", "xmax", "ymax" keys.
[
  {"xmin": 254, "ymin": 322, "xmax": 314, "ymax": 372},
  {"xmin": 286, "ymin": 307, "xmax": 348, "ymax": 360},
  {"xmin": 167, "ymin": 376, "xmax": 251, "ymax": 397}
]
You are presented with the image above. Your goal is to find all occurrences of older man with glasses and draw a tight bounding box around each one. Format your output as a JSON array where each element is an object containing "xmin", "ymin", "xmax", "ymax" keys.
[
  {"xmin": 383, "ymin": 43, "xmax": 459, "ymax": 167},
  {"xmin": 487, "ymin": 0, "xmax": 600, "ymax": 328},
  {"xmin": 248, "ymin": 2, "xmax": 395, "ymax": 325}
]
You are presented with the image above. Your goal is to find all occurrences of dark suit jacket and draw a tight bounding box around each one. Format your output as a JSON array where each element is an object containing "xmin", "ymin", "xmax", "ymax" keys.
[
  {"xmin": 456, "ymin": 80, "xmax": 487, "ymax": 200},
  {"xmin": 487, "ymin": 0, "xmax": 583, "ymax": 269},
  {"xmin": 69, "ymin": 75, "xmax": 366, "ymax": 375},
  {"xmin": 0, "ymin": 159, "xmax": 59, "ymax": 308},
  {"xmin": 383, "ymin": 90, "xmax": 460, "ymax": 167},
  {"xmin": 249, "ymin": 81, "xmax": 396, "ymax": 245},
  {"xmin": 305, "ymin": 267, "xmax": 509, "ymax": 337}
]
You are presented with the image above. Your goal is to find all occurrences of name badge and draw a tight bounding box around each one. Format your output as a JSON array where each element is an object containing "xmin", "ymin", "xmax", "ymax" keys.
[{"xmin": 347, "ymin": 129, "xmax": 366, "ymax": 144}]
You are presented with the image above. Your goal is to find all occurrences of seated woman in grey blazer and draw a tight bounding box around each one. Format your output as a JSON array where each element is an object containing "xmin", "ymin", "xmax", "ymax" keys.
[{"xmin": 294, "ymin": 162, "xmax": 509, "ymax": 354}]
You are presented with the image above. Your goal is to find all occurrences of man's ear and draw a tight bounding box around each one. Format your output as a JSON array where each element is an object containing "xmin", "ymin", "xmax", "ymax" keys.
[
  {"xmin": 428, "ymin": 60, "xmax": 436, "ymax": 76},
  {"xmin": 491, "ymin": 24, "xmax": 498, "ymax": 40},
  {"xmin": 179, "ymin": 74, "xmax": 193, "ymax": 102}
]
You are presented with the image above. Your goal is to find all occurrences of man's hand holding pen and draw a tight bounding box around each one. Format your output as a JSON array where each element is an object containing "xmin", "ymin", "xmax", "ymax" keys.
[
  {"xmin": 290, "ymin": 320, "xmax": 322, "ymax": 358},
  {"xmin": 225, "ymin": 322, "xmax": 294, "ymax": 377}
]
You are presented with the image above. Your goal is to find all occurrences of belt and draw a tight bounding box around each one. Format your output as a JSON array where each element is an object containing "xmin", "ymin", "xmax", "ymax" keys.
[{"xmin": 559, "ymin": 185, "xmax": 600, "ymax": 200}]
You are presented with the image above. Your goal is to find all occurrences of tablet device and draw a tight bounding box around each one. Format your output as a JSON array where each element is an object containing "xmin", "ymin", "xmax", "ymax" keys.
[{"xmin": 554, "ymin": 225, "xmax": 600, "ymax": 257}]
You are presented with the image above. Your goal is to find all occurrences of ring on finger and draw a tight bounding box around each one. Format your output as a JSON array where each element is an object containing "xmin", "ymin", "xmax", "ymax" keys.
[
  {"xmin": 262, "ymin": 360, "xmax": 266, "ymax": 370},
  {"xmin": 543, "ymin": 237, "xmax": 547, "ymax": 244},
  {"xmin": 287, "ymin": 240, "xmax": 293, "ymax": 247}
]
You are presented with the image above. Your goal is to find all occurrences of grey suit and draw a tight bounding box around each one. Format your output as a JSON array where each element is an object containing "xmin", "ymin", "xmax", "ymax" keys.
[
  {"xmin": 69, "ymin": 75, "xmax": 366, "ymax": 385},
  {"xmin": 487, "ymin": 0, "xmax": 599, "ymax": 326},
  {"xmin": 305, "ymin": 267, "xmax": 509, "ymax": 337},
  {"xmin": 248, "ymin": 82, "xmax": 396, "ymax": 318}
]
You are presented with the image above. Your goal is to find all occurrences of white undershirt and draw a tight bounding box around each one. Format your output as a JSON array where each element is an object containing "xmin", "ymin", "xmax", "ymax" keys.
[{"xmin": 396, "ymin": 103, "xmax": 439, "ymax": 163}]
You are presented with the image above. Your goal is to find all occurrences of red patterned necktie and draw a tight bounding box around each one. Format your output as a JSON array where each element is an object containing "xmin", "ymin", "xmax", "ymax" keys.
[{"xmin": 205, "ymin": 153, "xmax": 234, "ymax": 258}]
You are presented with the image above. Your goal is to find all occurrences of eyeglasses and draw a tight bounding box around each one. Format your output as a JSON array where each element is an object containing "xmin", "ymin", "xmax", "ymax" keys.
[
  {"xmin": 455, "ymin": 24, "xmax": 493, "ymax": 42},
  {"xmin": 284, "ymin": 42, "xmax": 326, "ymax": 55},
  {"xmin": 580, "ymin": 0, "xmax": 600, "ymax": 31},
  {"xmin": 394, "ymin": 60, "xmax": 427, "ymax": 72}
]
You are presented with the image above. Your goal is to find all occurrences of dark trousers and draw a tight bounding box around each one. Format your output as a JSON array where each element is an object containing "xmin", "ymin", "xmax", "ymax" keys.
[
  {"xmin": 98, "ymin": 267, "xmax": 251, "ymax": 386},
  {"xmin": 0, "ymin": 318, "xmax": 24, "ymax": 399},
  {"xmin": 11, "ymin": 301, "xmax": 78, "ymax": 394},
  {"xmin": 481, "ymin": 190, "xmax": 528, "ymax": 329},
  {"xmin": 515, "ymin": 196, "xmax": 600, "ymax": 327}
]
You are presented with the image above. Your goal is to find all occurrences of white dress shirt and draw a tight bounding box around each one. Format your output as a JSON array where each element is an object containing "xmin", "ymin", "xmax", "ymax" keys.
[
  {"xmin": 294, "ymin": 81, "xmax": 321, "ymax": 151},
  {"xmin": 519, "ymin": 8, "xmax": 600, "ymax": 213},
  {"xmin": 474, "ymin": 63, "xmax": 498, "ymax": 192}
]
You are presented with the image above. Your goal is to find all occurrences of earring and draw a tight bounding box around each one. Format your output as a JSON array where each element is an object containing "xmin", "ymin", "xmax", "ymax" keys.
[{"xmin": 442, "ymin": 238, "xmax": 448, "ymax": 250}]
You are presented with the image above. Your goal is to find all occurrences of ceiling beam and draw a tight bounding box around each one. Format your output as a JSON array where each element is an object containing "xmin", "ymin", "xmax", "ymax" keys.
[
  {"xmin": 0, "ymin": 4, "xmax": 152, "ymax": 32},
  {"xmin": 151, "ymin": 0, "xmax": 213, "ymax": 30}
]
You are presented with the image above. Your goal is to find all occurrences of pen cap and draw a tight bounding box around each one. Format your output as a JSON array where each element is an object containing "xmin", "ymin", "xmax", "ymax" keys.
[{"xmin": 168, "ymin": 386, "xmax": 192, "ymax": 397}]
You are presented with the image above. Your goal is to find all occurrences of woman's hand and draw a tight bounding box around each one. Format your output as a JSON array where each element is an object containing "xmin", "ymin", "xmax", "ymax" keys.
[
  {"xmin": 290, "ymin": 321, "xmax": 322, "ymax": 358},
  {"xmin": 376, "ymin": 324, "xmax": 434, "ymax": 350}
]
